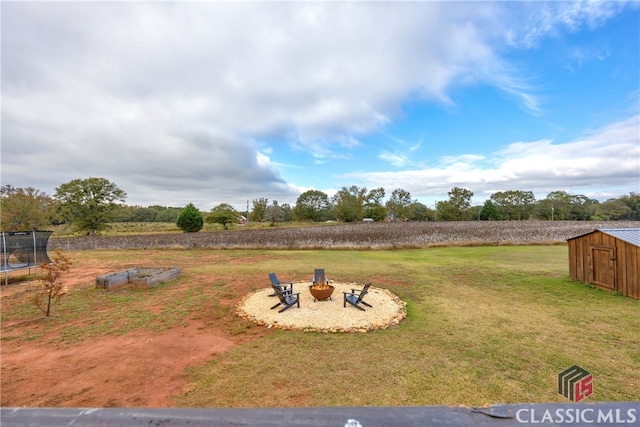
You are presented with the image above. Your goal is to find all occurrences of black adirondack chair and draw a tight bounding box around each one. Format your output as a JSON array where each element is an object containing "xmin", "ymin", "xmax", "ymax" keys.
[
  {"xmin": 270, "ymin": 284, "xmax": 301, "ymax": 313},
  {"xmin": 343, "ymin": 282, "xmax": 372, "ymax": 311},
  {"xmin": 269, "ymin": 272, "xmax": 293, "ymax": 297},
  {"xmin": 312, "ymin": 268, "xmax": 330, "ymax": 285}
]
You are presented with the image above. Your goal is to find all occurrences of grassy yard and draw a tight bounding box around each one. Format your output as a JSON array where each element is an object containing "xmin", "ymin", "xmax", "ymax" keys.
[{"xmin": 2, "ymin": 245, "xmax": 638, "ymax": 407}]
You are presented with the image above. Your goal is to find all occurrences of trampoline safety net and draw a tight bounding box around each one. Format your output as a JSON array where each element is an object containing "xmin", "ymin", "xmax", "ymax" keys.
[{"xmin": 1, "ymin": 231, "xmax": 53, "ymax": 274}]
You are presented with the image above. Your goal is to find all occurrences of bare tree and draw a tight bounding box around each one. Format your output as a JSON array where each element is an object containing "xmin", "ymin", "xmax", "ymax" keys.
[{"xmin": 34, "ymin": 251, "xmax": 72, "ymax": 317}]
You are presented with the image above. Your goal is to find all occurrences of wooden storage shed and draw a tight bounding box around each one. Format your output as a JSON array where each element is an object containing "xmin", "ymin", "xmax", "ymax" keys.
[{"xmin": 567, "ymin": 228, "xmax": 640, "ymax": 299}]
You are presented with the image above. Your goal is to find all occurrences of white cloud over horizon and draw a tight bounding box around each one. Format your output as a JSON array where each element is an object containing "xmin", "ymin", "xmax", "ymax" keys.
[{"xmin": 348, "ymin": 114, "xmax": 639, "ymax": 204}]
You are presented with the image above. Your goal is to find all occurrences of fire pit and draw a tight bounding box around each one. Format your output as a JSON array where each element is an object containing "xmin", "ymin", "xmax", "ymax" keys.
[{"xmin": 309, "ymin": 284, "xmax": 335, "ymax": 301}]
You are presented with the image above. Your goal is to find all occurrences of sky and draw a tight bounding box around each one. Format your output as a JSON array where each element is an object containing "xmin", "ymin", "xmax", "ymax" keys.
[{"xmin": 2, "ymin": 1, "xmax": 639, "ymax": 212}]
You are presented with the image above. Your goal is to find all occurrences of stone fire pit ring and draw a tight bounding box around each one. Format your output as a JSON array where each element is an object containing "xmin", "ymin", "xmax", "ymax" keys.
[{"xmin": 236, "ymin": 282, "xmax": 407, "ymax": 333}]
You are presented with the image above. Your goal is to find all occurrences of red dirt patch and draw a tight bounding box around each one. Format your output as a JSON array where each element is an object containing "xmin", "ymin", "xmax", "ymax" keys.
[
  {"xmin": 1, "ymin": 262, "xmax": 268, "ymax": 408},
  {"xmin": 1, "ymin": 320, "xmax": 233, "ymax": 407}
]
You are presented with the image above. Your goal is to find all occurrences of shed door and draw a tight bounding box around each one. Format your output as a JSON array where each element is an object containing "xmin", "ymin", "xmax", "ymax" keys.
[{"xmin": 589, "ymin": 246, "xmax": 616, "ymax": 290}]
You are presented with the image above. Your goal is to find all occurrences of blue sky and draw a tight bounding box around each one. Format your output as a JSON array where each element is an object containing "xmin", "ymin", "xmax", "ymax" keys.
[{"xmin": 2, "ymin": 1, "xmax": 639, "ymax": 211}]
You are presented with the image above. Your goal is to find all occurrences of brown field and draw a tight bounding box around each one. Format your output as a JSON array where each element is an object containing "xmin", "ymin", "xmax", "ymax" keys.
[{"xmin": 49, "ymin": 220, "xmax": 639, "ymax": 251}]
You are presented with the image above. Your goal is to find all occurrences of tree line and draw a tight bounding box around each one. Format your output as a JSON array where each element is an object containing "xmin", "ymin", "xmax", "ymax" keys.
[
  {"xmin": 291, "ymin": 187, "xmax": 639, "ymax": 223},
  {"xmin": 1, "ymin": 178, "xmax": 638, "ymax": 234}
]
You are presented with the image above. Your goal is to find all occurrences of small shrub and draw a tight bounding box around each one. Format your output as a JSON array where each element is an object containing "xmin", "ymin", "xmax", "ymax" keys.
[
  {"xmin": 34, "ymin": 251, "xmax": 72, "ymax": 317},
  {"xmin": 176, "ymin": 203, "xmax": 204, "ymax": 233}
]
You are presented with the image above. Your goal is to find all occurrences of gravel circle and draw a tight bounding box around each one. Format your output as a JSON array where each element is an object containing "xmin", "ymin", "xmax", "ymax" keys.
[{"xmin": 236, "ymin": 282, "xmax": 407, "ymax": 333}]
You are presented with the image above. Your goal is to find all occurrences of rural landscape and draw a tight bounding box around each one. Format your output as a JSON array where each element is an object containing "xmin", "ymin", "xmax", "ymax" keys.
[
  {"xmin": 3, "ymin": 2, "xmax": 639, "ymax": 423},
  {"xmin": 1, "ymin": 220, "xmax": 638, "ymax": 408}
]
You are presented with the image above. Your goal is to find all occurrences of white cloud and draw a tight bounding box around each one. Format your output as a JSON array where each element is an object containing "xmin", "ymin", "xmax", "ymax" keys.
[
  {"xmin": 1, "ymin": 2, "xmax": 635, "ymax": 208},
  {"xmin": 379, "ymin": 151, "xmax": 411, "ymax": 168},
  {"xmin": 377, "ymin": 135, "xmax": 426, "ymax": 169},
  {"xmin": 347, "ymin": 115, "xmax": 640, "ymax": 203},
  {"xmin": 502, "ymin": 1, "xmax": 629, "ymax": 48}
]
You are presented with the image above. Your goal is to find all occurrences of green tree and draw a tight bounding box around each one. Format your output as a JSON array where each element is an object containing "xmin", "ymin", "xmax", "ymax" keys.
[
  {"xmin": 294, "ymin": 190, "xmax": 332, "ymax": 222},
  {"xmin": 407, "ymin": 202, "xmax": 428, "ymax": 221},
  {"xmin": 263, "ymin": 200, "xmax": 285, "ymax": 225},
  {"xmin": 156, "ymin": 207, "xmax": 181, "ymax": 222},
  {"xmin": 536, "ymin": 191, "xmax": 599, "ymax": 221},
  {"xmin": 54, "ymin": 177, "xmax": 127, "ymax": 234},
  {"xmin": 177, "ymin": 203, "xmax": 204, "ymax": 232},
  {"xmin": 423, "ymin": 206, "xmax": 437, "ymax": 222},
  {"xmin": 595, "ymin": 199, "xmax": 631, "ymax": 220},
  {"xmin": 435, "ymin": 200, "xmax": 455, "ymax": 221},
  {"xmin": 469, "ymin": 205, "xmax": 483, "ymax": 221},
  {"xmin": 617, "ymin": 192, "xmax": 640, "ymax": 220},
  {"xmin": 333, "ymin": 186, "xmax": 366, "ymax": 222},
  {"xmin": 490, "ymin": 190, "xmax": 536, "ymax": 220},
  {"xmin": 109, "ymin": 205, "xmax": 135, "ymax": 222},
  {"xmin": 449, "ymin": 187, "xmax": 473, "ymax": 211},
  {"xmin": 131, "ymin": 207, "xmax": 158, "ymax": 222},
  {"xmin": 437, "ymin": 187, "xmax": 473, "ymax": 221},
  {"xmin": 206, "ymin": 203, "xmax": 238, "ymax": 229},
  {"xmin": 479, "ymin": 200, "xmax": 500, "ymax": 220},
  {"xmin": 250, "ymin": 198, "xmax": 268, "ymax": 222},
  {"xmin": 0, "ymin": 185, "xmax": 55, "ymax": 231},
  {"xmin": 386, "ymin": 188, "xmax": 413, "ymax": 220},
  {"xmin": 365, "ymin": 187, "xmax": 387, "ymax": 221},
  {"xmin": 535, "ymin": 198, "xmax": 555, "ymax": 220},
  {"xmin": 281, "ymin": 203, "xmax": 294, "ymax": 222},
  {"xmin": 366, "ymin": 205, "xmax": 387, "ymax": 222},
  {"xmin": 541, "ymin": 191, "xmax": 572, "ymax": 220},
  {"xmin": 568, "ymin": 194, "xmax": 598, "ymax": 221}
]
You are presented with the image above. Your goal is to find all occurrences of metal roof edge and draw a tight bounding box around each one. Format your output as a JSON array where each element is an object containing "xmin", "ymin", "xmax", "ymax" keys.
[
  {"xmin": 567, "ymin": 228, "xmax": 640, "ymax": 246},
  {"xmin": 599, "ymin": 228, "xmax": 640, "ymax": 246}
]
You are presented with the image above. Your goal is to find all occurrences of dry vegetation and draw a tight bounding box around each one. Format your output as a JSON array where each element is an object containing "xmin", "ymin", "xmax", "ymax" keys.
[{"xmin": 49, "ymin": 220, "xmax": 638, "ymax": 251}]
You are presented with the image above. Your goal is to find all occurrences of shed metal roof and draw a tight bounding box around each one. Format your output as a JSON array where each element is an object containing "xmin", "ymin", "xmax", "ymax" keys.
[
  {"xmin": 599, "ymin": 228, "xmax": 640, "ymax": 247},
  {"xmin": 567, "ymin": 228, "xmax": 640, "ymax": 247}
]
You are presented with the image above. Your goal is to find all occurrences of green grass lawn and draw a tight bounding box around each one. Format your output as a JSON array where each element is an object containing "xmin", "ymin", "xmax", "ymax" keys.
[{"xmin": 2, "ymin": 246, "xmax": 638, "ymax": 407}]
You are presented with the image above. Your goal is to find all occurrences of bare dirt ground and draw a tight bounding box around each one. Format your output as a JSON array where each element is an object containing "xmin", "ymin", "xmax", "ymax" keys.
[
  {"xmin": 1, "ymin": 318, "xmax": 232, "ymax": 407},
  {"xmin": 0, "ymin": 265, "xmax": 268, "ymax": 408}
]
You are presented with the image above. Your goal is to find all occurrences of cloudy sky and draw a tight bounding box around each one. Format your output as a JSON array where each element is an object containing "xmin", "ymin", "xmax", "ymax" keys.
[{"xmin": 2, "ymin": 1, "xmax": 639, "ymax": 211}]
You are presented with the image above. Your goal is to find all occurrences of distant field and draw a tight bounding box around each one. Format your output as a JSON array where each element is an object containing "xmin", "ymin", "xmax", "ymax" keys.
[
  {"xmin": 51, "ymin": 220, "xmax": 327, "ymax": 237},
  {"xmin": 49, "ymin": 220, "xmax": 639, "ymax": 251}
]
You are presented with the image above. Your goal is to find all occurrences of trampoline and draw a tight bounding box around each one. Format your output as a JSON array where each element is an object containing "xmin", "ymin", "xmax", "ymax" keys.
[{"xmin": 1, "ymin": 230, "xmax": 53, "ymax": 285}]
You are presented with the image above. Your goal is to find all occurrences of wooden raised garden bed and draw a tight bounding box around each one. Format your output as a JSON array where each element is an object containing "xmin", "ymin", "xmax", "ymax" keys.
[{"xmin": 95, "ymin": 267, "xmax": 181, "ymax": 290}]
